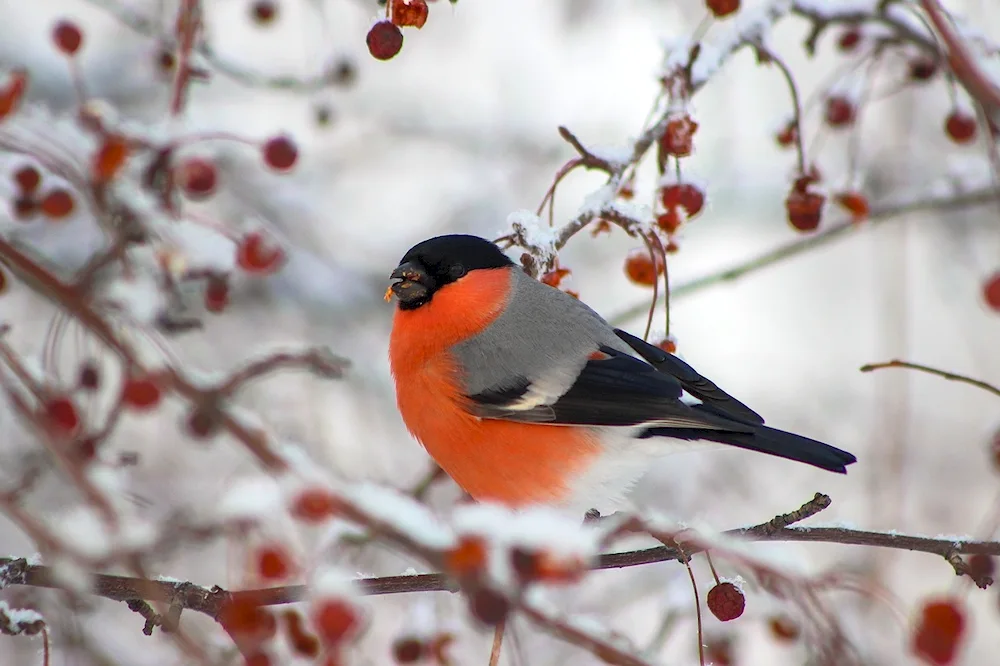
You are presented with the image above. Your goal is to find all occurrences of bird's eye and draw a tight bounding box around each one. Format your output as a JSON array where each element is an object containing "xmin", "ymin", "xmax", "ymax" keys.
[{"xmin": 449, "ymin": 264, "xmax": 466, "ymax": 279}]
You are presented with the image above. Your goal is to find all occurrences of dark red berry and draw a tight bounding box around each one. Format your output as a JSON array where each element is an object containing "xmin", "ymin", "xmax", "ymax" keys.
[
  {"xmin": 53, "ymin": 20, "xmax": 83, "ymax": 56},
  {"xmin": 367, "ymin": 21, "xmax": 403, "ymax": 61}
]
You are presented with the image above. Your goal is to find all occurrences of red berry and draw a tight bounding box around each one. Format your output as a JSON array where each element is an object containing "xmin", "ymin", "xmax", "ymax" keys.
[
  {"xmin": 837, "ymin": 27, "xmax": 861, "ymax": 52},
  {"xmin": 92, "ymin": 135, "xmax": 130, "ymax": 185},
  {"xmin": 311, "ymin": 599, "xmax": 360, "ymax": 646},
  {"xmin": 13, "ymin": 197, "xmax": 37, "ymax": 220},
  {"xmin": 705, "ymin": 636, "xmax": 735, "ymax": 666},
  {"xmin": 290, "ymin": 487, "xmax": 341, "ymax": 522},
  {"xmin": 660, "ymin": 183, "xmax": 705, "ymax": 218},
  {"xmin": 185, "ymin": 408, "xmax": 219, "ymax": 439},
  {"xmin": 44, "ymin": 396, "xmax": 80, "ymax": 436},
  {"xmin": 909, "ymin": 57, "xmax": 938, "ymax": 81},
  {"xmin": 540, "ymin": 266, "xmax": 570, "ymax": 288},
  {"xmin": 834, "ymin": 190, "xmax": 869, "ymax": 222},
  {"xmin": 945, "ymin": 110, "xmax": 977, "ymax": 144},
  {"xmin": 244, "ymin": 653, "xmax": 270, "ymax": 666},
  {"xmin": 251, "ymin": 0, "xmax": 278, "ymax": 24},
  {"xmin": 205, "ymin": 275, "xmax": 229, "ymax": 313},
  {"xmin": 655, "ymin": 338, "xmax": 676, "ymax": 354},
  {"xmin": 262, "ymin": 136, "xmax": 297, "ymax": 170},
  {"xmin": 776, "ymin": 120, "xmax": 798, "ymax": 148},
  {"xmin": 768, "ymin": 614, "xmax": 800, "ymax": 642},
  {"xmin": 967, "ymin": 554, "xmax": 994, "ymax": 581},
  {"xmin": 707, "ymin": 582, "xmax": 745, "ymax": 622},
  {"xmin": 283, "ymin": 610, "xmax": 321, "ymax": 657},
  {"xmin": 122, "ymin": 375, "xmax": 162, "ymax": 410},
  {"xmin": 236, "ymin": 232, "xmax": 285, "ymax": 274},
  {"xmin": 983, "ymin": 272, "xmax": 1000, "ymax": 311},
  {"xmin": 469, "ymin": 587, "xmax": 509, "ymax": 626},
  {"xmin": 786, "ymin": 188, "xmax": 825, "ymax": 232},
  {"xmin": 256, "ymin": 544, "xmax": 293, "ymax": 580},
  {"xmin": 219, "ymin": 598, "xmax": 275, "ymax": 641},
  {"xmin": 391, "ymin": 0, "xmax": 429, "ymax": 29},
  {"xmin": 660, "ymin": 115, "xmax": 698, "ymax": 158},
  {"xmin": 157, "ymin": 49, "xmax": 176, "ymax": 73},
  {"xmin": 705, "ymin": 0, "xmax": 740, "ymax": 18},
  {"xmin": 445, "ymin": 536, "xmax": 488, "ymax": 576},
  {"xmin": 656, "ymin": 208, "xmax": 682, "ymax": 234},
  {"xmin": 53, "ymin": 20, "xmax": 83, "ymax": 56},
  {"xmin": 79, "ymin": 362, "xmax": 100, "ymax": 390},
  {"xmin": 367, "ymin": 20, "xmax": 403, "ymax": 60},
  {"xmin": 176, "ymin": 157, "xmax": 217, "ymax": 198},
  {"xmin": 0, "ymin": 268, "xmax": 6, "ymax": 295},
  {"xmin": 0, "ymin": 70, "xmax": 27, "ymax": 120},
  {"xmin": 13, "ymin": 165, "xmax": 40, "ymax": 194},
  {"xmin": 912, "ymin": 598, "xmax": 966, "ymax": 665},
  {"xmin": 624, "ymin": 248, "xmax": 663, "ymax": 287},
  {"xmin": 393, "ymin": 637, "xmax": 425, "ymax": 663},
  {"xmin": 40, "ymin": 189, "xmax": 74, "ymax": 219},
  {"xmin": 825, "ymin": 96, "xmax": 855, "ymax": 128}
]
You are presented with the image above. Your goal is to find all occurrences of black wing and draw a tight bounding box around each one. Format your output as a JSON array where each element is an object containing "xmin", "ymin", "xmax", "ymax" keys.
[
  {"xmin": 466, "ymin": 346, "xmax": 751, "ymax": 432},
  {"xmin": 613, "ymin": 329, "xmax": 765, "ymax": 425}
]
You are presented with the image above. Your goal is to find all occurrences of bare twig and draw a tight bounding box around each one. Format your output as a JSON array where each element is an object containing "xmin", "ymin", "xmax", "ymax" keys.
[{"xmin": 860, "ymin": 359, "xmax": 1000, "ymax": 398}]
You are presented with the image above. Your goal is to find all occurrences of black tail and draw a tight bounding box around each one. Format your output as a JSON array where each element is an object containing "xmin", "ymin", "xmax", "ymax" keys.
[{"xmin": 640, "ymin": 424, "xmax": 857, "ymax": 473}]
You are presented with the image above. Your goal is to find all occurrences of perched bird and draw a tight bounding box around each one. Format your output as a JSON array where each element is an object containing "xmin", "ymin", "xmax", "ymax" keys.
[{"xmin": 387, "ymin": 234, "xmax": 856, "ymax": 513}]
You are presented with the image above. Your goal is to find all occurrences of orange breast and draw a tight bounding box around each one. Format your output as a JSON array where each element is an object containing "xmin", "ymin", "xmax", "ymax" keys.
[{"xmin": 389, "ymin": 268, "xmax": 602, "ymax": 507}]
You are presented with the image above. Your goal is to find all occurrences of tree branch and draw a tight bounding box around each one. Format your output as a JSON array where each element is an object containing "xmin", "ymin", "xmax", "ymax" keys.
[{"xmin": 860, "ymin": 359, "xmax": 1000, "ymax": 398}]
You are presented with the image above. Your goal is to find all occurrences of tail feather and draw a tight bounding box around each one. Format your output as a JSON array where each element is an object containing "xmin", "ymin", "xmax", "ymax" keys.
[{"xmin": 640, "ymin": 425, "xmax": 857, "ymax": 473}]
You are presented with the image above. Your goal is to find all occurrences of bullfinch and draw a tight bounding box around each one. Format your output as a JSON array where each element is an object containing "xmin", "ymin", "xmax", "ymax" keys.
[{"xmin": 387, "ymin": 234, "xmax": 856, "ymax": 513}]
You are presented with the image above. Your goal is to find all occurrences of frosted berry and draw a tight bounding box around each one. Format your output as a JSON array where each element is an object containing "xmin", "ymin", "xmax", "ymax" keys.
[
  {"xmin": 236, "ymin": 232, "xmax": 285, "ymax": 274},
  {"xmin": 786, "ymin": 188, "xmax": 824, "ymax": 232},
  {"xmin": 40, "ymin": 189, "xmax": 74, "ymax": 219},
  {"xmin": 256, "ymin": 544, "xmax": 293, "ymax": 580},
  {"xmin": 393, "ymin": 637, "xmax": 424, "ymax": 663},
  {"xmin": 540, "ymin": 266, "xmax": 570, "ymax": 288},
  {"xmin": 706, "ymin": 0, "xmax": 740, "ymax": 18},
  {"xmin": 660, "ymin": 115, "xmax": 698, "ymax": 158},
  {"xmin": 53, "ymin": 20, "xmax": 83, "ymax": 56},
  {"xmin": 367, "ymin": 20, "xmax": 403, "ymax": 60},
  {"xmin": 656, "ymin": 208, "xmax": 682, "ymax": 234},
  {"xmin": 825, "ymin": 96, "xmax": 855, "ymax": 128},
  {"xmin": 834, "ymin": 191, "xmax": 869, "ymax": 222},
  {"xmin": 445, "ymin": 536, "xmax": 488, "ymax": 576},
  {"xmin": 912, "ymin": 598, "xmax": 966, "ymax": 665},
  {"xmin": 837, "ymin": 27, "xmax": 861, "ymax": 52},
  {"xmin": 262, "ymin": 136, "xmax": 297, "ymax": 170},
  {"xmin": 469, "ymin": 586, "xmax": 509, "ymax": 626},
  {"xmin": 624, "ymin": 248, "xmax": 663, "ymax": 287},
  {"xmin": 122, "ymin": 375, "xmax": 161, "ymax": 410},
  {"xmin": 176, "ymin": 157, "xmax": 217, "ymax": 198},
  {"xmin": 13, "ymin": 165, "xmax": 40, "ymax": 194},
  {"xmin": 983, "ymin": 272, "xmax": 1000, "ymax": 311},
  {"xmin": 312, "ymin": 599, "xmax": 360, "ymax": 646},
  {"xmin": 660, "ymin": 182, "xmax": 704, "ymax": 218},
  {"xmin": 707, "ymin": 582, "xmax": 745, "ymax": 621},
  {"xmin": 945, "ymin": 111, "xmax": 977, "ymax": 144},
  {"xmin": 251, "ymin": 1, "xmax": 278, "ymax": 24},
  {"xmin": 45, "ymin": 396, "xmax": 80, "ymax": 436},
  {"xmin": 391, "ymin": 0, "xmax": 429, "ymax": 29}
]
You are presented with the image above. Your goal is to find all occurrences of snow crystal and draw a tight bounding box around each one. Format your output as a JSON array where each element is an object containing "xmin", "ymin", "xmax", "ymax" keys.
[
  {"xmin": 587, "ymin": 143, "xmax": 635, "ymax": 170},
  {"xmin": 346, "ymin": 483, "xmax": 455, "ymax": 550},
  {"xmin": 452, "ymin": 503, "xmax": 602, "ymax": 559},
  {"xmin": 507, "ymin": 209, "xmax": 557, "ymax": 263},
  {"xmin": 882, "ymin": 2, "xmax": 934, "ymax": 42},
  {"xmin": 217, "ymin": 475, "xmax": 284, "ymax": 521},
  {"xmin": 166, "ymin": 220, "xmax": 237, "ymax": 274},
  {"xmin": 50, "ymin": 556, "xmax": 94, "ymax": 596},
  {"xmin": 578, "ymin": 184, "xmax": 617, "ymax": 216},
  {"xmin": 311, "ymin": 566, "xmax": 361, "ymax": 599},
  {"xmin": 0, "ymin": 601, "xmax": 44, "ymax": 634},
  {"xmin": 794, "ymin": 0, "xmax": 878, "ymax": 17},
  {"xmin": 101, "ymin": 274, "xmax": 167, "ymax": 327}
]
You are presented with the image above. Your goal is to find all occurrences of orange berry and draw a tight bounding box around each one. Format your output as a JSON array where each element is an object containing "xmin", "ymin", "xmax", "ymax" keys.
[
  {"xmin": 660, "ymin": 182, "xmax": 704, "ymax": 218},
  {"xmin": 391, "ymin": 0, "xmax": 429, "ymax": 29},
  {"xmin": 92, "ymin": 135, "xmax": 130, "ymax": 185},
  {"xmin": 0, "ymin": 70, "xmax": 27, "ymax": 119},
  {"xmin": 122, "ymin": 375, "xmax": 162, "ymax": 410},
  {"xmin": 624, "ymin": 248, "xmax": 663, "ymax": 287},
  {"xmin": 256, "ymin": 544, "xmax": 293, "ymax": 580},
  {"xmin": 834, "ymin": 190, "xmax": 869, "ymax": 222},
  {"xmin": 768, "ymin": 614, "xmax": 800, "ymax": 641},
  {"xmin": 707, "ymin": 582, "xmax": 745, "ymax": 622},
  {"xmin": 311, "ymin": 599, "xmax": 360, "ymax": 646},
  {"xmin": 912, "ymin": 598, "xmax": 966, "ymax": 665},
  {"xmin": 983, "ymin": 272, "xmax": 1000, "ymax": 311},
  {"xmin": 290, "ymin": 487, "xmax": 341, "ymax": 522},
  {"xmin": 40, "ymin": 189, "xmax": 74, "ymax": 219},
  {"xmin": 445, "ymin": 536, "xmax": 488, "ymax": 576},
  {"xmin": 540, "ymin": 266, "xmax": 570, "ymax": 288}
]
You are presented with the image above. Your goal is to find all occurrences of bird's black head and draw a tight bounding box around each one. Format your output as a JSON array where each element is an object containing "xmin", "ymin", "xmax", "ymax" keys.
[{"xmin": 388, "ymin": 234, "xmax": 514, "ymax": 310}]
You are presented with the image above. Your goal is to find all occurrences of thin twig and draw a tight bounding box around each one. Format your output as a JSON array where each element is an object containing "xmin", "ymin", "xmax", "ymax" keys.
[{"xmin": 860, "ymin": 359, "xmax": 1000, "ymax": 398}]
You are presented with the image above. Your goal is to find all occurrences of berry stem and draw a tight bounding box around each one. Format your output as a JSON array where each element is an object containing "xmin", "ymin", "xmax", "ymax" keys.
[
  {"xmin": 755, "ymin": 44, "xmax": 806, "ymax": 176},
  {"xmin": 679, "ymin": 547, "xmax": 706, "ymax": 666},
  {"xmin": 704, "ymin": 551, "xmax": 722, "ymax": 585},
  {"xmin": 170, "ymin": 0, "xmax": 202, "ymax": 116}
]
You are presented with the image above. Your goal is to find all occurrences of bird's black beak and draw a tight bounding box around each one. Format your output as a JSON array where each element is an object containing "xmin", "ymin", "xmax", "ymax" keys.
[{"xmin": 387, "ymin": 261, "xmax": 434, "ymax": 305}]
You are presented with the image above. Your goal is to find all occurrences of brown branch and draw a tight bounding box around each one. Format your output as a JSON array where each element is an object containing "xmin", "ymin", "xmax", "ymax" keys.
[
  {"xmin": 860, "ymin": 359, "xmax": 1000, "ymax": 398},
  {"xmin": 217, "ymin": 348, "xmax": 349, "ymax": 396}
]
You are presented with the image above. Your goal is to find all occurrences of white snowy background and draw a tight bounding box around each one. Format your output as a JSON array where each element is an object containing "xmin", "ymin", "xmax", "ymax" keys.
[{"xmin": 1, "ymin": 0, "xmax": 999, "ymax": 664}]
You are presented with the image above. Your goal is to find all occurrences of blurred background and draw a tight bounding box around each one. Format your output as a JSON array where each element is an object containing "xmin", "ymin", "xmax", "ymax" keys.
[{"xmin": 0, "ymin": 0, "xmax": 999, "ymax": 663}]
